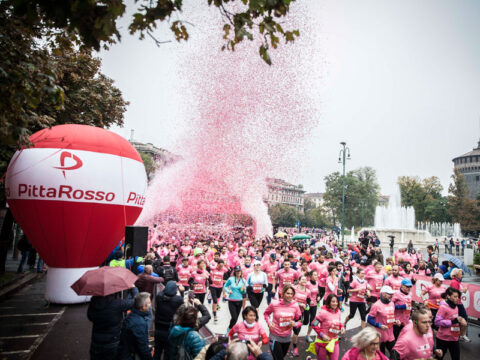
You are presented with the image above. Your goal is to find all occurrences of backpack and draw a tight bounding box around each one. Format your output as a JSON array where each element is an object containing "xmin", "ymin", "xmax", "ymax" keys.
[
  {"xmin": 131, "ymin": 258, "xmax": 143, "ymax": 275},
  {"xmin": 176, "ymin": 330, "xmax": 193, "ymax": 360},
  {"xmin": 163, "ymin": 265, "xmax": 175, "ymax": 282}
]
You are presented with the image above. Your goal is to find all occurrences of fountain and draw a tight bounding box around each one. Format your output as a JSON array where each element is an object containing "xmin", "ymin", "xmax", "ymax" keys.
[{"xmin": 374, "ymin": 185, "xmax": 415, "ymax": 230}]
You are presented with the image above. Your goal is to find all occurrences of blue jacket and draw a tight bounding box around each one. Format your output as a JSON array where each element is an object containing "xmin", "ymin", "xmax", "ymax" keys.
[
  {"xmin": 117, "ymin": 308, "xmax": 153, "ymax": 360},
  {"xmin": 167, "ymin": 325, "xmax": 205, "ymax": 360},
  {"xmin": 224, "ymin": 276, "xmax": 247, "ymax": 300}
]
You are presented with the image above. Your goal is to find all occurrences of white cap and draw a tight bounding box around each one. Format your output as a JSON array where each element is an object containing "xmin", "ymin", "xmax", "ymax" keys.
[
  {"xmin": 380, "ymin": 285, "xmax": 395, "ymax": 294},
  {"xmin": 433, "ymin": 273, "xmax": 444, "ymax": 281},
  {"xmin": 253, "ymin": 260, "xmax": 261, "ymax": 266}
]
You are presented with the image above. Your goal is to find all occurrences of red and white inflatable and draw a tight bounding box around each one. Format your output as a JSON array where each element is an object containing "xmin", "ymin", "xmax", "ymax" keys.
[{"xmin": 5, "ymin": 125, "xmax": 147, "ymax": 303}]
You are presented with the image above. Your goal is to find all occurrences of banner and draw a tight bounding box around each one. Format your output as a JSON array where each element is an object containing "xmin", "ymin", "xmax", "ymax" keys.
[{"xmin": 412, "ymin": 274, "xmax": 480, "ymax": 318}]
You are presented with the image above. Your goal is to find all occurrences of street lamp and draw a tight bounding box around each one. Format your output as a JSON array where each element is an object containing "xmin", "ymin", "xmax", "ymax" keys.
[{"xmin": 338, "ymin": 142, "xmax": 351, "ymax": 249}]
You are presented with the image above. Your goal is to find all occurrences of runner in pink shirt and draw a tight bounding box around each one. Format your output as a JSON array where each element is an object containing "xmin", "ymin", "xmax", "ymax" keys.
[
  {"xmin": 393, "ymin": 306, "xmax": 441, "ymax": 360},
  {"xmin": 421, "ymin": 273, "xmax": 445, "ymax": 330},
  {"xmin": 264, "ymin": 285, "xmax": 302, "ymax": 360},
  {"xmin": 209, "ymin": 259, "xmax": 228, "ymax": 322},
  {"xmin": 229, "ymin": 306, "xmax": 268, "ymax": 360},
  {"xmin": 365, "ymin": 262, "xmax": 385, "ymax": 307},
  {"xmin": 344, "ymin": 267, "xmax": 371, "ymax": 330},
  {"xmin": 324, "ymin": 264, "xmax": 339, "ymax": 300},
  {"xmin": 434, "ymin": 287, "xmax": 465, "ymax": 360},
  {"xmin": 384, "ymin": 264, "xmax": 403, "ymax": 291},
  {"xmin": 392, "ymin": 278, "xmax": 413, "ymax": 340},
  {"xmin": 275, "ymin": 259, "xmax": 299, "ymax": 298},
  {"xmin": 291, "ymin": 275, "xmax": 311, "ymax": 356},
  {"xmin": 311, "ymin": 294, "xmax": 344, "ymax": 360},
  {"xmin": 176, "ymin": 257, "xmax": 192, "ymax": 296},
  {"xmin": 305, "ymin": 270, "xmax": 321, "ymax": 343},
  {"xmin": 261, "ymin": 254, "xmax": 279, "ymax": 305},
  {"xmin": 367, "ymin": 285, "xmax": 401, "ymax": 358},
  {"xmin": 189, "ymin": 259, "xmax": 209, "ymax": 304}
]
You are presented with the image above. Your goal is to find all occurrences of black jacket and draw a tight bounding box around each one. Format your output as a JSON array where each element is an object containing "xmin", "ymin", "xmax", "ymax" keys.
[
  {"xmin": 154, "ymin": 291, "xmax": 184, "ymax": 330},
  {"xmin": 87, "ymin": 289, "xmax": 137, "ymax": 345},
  {"xmin": 117, "ymin": 308, "xmax": 153, "ymax": 360}
]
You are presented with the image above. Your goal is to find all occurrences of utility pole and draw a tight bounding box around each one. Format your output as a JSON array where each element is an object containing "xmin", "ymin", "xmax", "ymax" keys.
[{"xmin": 338, "ymin": 142, "xmax": 351, "ymax": 249}]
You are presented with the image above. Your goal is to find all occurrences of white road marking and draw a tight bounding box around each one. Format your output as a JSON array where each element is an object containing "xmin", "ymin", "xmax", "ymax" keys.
[{"xmin": 0, "ymin": 312, "xmax": 62, "ymax": 317}]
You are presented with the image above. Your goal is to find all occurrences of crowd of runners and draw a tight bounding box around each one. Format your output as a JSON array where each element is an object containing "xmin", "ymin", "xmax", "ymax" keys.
[{"xmin": 100, "ymin": 220, "xmax": 473, "ymax": 360}]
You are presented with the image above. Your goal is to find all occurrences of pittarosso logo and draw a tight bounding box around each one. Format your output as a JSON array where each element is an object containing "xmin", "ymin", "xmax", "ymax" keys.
[
  {"xmin": 53, "ymin": 151, "xmax": 83, "ymax": 178},
  {"xmin": 16, "ymin": 184, "xmax": 146, "ymax": 205}
]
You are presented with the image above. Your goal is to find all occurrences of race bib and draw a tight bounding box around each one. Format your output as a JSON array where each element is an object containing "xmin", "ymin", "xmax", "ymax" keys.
[
  {"xmin": 279, "ymin": 316, "xmax": 293, "ymax": 328},
  {"xmin": 386, "ymin": 313, "xmax": 395, "ymax": 328},
  {"xmin": 283, "ymin": 279, "xmax": 292, "ymax": 286},
  {"xmin": 179, "ymin": 275, "xmax": 188, "ymax": 282},
  {"xmin": 328, "ymin": 322, "xmax": 342, "ymax": 337},
  {"xmin": 406, "ymin": 301, "xmax": 412, "ymax": 311},
  {"xmin": 194, "ymin": 283, "xmax": 205, "ymax": 292},
  {"xmin": 213, "ymin": 276, "xmax": 222, "ymax": 283},
  {"xmin": 253, "ymin": 284, "xmax": 263, "ymax": 293},
  {"xmin": 376, "ymin": 281, "xmax": 383, "ymax": 290},
  {"xmin": 358, "ymin": 289, "xmax": 366, "ymax": 298},
  {"xmin": 451, "ymin": 326, "xmax": 460, "ymax": 336}
]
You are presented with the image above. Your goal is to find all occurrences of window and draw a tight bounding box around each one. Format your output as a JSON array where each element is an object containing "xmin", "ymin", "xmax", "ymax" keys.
[{"xmin": 477, "ymin": 176, "xmax": 480, "ymax": 182}]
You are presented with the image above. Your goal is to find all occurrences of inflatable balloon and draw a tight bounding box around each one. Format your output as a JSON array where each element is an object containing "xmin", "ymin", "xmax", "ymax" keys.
[{"xmin": 5, "ymin": 124, "xmax": 147, "ymax": 303}]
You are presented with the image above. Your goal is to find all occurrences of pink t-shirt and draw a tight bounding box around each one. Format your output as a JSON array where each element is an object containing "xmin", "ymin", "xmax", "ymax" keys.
[
  {"xmin": 369, "ymin": 299, "xmax": 395, "ymax": 342},
  {"xmin": 261, "ymin": 261, "xmax": 279, "ymax": 284},
  {"xmin": 349, "ymin": 278, "xmax": 368, "ymax": 303},
  {"xmin": 264, "ymin": 299, "xmax": 302, "ymax": 337},
  {"xmin": 312, "ymin": 307, "xmax": 343, "ymax": 340},
  {"xmin": 180, "ymin": 245, "xmax": 192, "ymax": 256},
  {"xmin": 241, "ymin": 264, "xmax": 254, "ymax": 280},
  {"xmin": 229, "ymin": 321, "xmax": 267, "ymax": 343},
  {"xmin": 275, "ymin": 268, "xmax": 298, "ymax": 293},
  {"xmin": 394, "ymin": 322, "xmax": 434, "ymax": 360},
  {"xmin": 191, "ymin": 270, "xmax": 209, "ymax": 294},
  {"xmin": 392, "ymin": 290, "xmax": 412, "ymax": 326},
  {"xmin": 177, "ymin": 265, "xmax": 192, "ymax": 286},
  {"xmin": 306, "ymin": 281, "xmax": 319, "ymax": 306},
  {"xmin": 366, "ymin": 271, "xmax": 384, "ymax": 298},
  {"xmin": 426, "ymin": 285, "xmax": 444, "ymax": 309},
  {"xmin": 436, "ymin": 302, "xmax": 460, "ymax": 341},
  {"xmin": 324, "ymin": 275, "xmax": 339, "ymax": 298},
  {"xmin": 384, "ymin": 275, "xmax": 402, "ymax": 291},
  {"xmin": 318, "ymin": 267, "xmax": 329, "ymax": 287},
  {"xmin": 210, "ymin": 268, "xmax": 228, "ymax": 288},
  {"xmin": 293, "ymin": 286, "xmax": 311, "ymax": 307}
]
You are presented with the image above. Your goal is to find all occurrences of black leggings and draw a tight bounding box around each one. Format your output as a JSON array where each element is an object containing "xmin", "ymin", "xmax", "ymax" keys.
[
  {"xmin": 380, "ymin": 340, "xmax": 394, "ymax": 358},
  {"xmin": 393, "ymin": 324, "xmax": 404, "ymax": 341},
  {"xmin": 210, "ymin": 287, "xmax": 222, "ymax": 303},
  {"xmin": 343, "ymin": 281, "xmax": 350, "ymax": 301},
  {"xmin": 318, "ymin": 286, "xmax": 325, "ymax": 300},
  {"xmin": 195, "ymin": 293, "xmax": 206, "ymax": 304},
  {"xmin": 303, "ymin": 305, "xmax": 317, "ymax": 325},
  {"xmin": 269, "ymin": 339, "xmax": 290, "ymax": 360},
  {"xmin": 348, "ymin": 302, "xmax": 367, "ymax": 321},
  {"xmin": 247, "ymin": 288, "xmax": 264, "ymax": 308},
  {"xmin": 436, "ymin": 338, "xmax": 460, "ymax": 360},
  {"xmin": 228, "ymin": 300, "xmax": 243, "ymax": 329}
]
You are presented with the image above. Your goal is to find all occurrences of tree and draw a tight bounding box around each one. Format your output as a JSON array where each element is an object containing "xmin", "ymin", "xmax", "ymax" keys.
[
  {"xmin": 8, "ymin": 0, "xmax": 300, "ymax": 65},
  {"xmin": 398, "ymin": 176, "xmax": 444, "ymax": 222},
  {"xmin": 304, "ymin": 206, "xmax": 332, "ymax": 228},
  {"xmin": 140, "ymin": 152, "xmax": 155, "ymax": 180},
  {"xmin": 447, "ymin": 169, "xmax": 480, "ymax": 233},
  {"xmin": 268, "ymin": 203, "xmax": 297, "ymax": 227},
  {"xmin": 323, "ymin": 167, "xmax": 380, "ymax": 228}
]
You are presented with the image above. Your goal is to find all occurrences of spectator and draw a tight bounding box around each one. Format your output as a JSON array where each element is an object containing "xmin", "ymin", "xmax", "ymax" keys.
[
  {"xmin": 167, "ymin": 305, "xmax": 206, "ymax": 360},
  {"xmin": 154, "ymin": 281, "xmax": 183, "ymax": 360},
  {"xmin": 135, "ymin": 265, "xmax": 164, "ymax": 299},
  {"xmin": 209, "ymin": 340, "xmax": 273, "ymax": 360},
  {"xmin": 16, "ymin": 235, "xmax": 32, "ymax": 273},
  {"xmin": 159, "ymin": 256, "xmax": 178, "ymax": 283},
  {"xmin": 87, "ymin": 287, "xmax": 138, "ymax": 360},
  {"xmin": 117, "ymin": 292, "xmax": 154, "ymax": 360}
]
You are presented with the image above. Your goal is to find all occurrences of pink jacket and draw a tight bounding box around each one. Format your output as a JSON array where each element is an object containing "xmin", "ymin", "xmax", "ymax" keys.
[
  {"xmin": 264, "ymin": 299, "xmax": 302, "ymax": 337},
  {"xmin": 312, "ymin": 306, "xmax": 343, "ymax": 341},
  {"xmin": 341, "ymin": 347, "xmax": 388, "ymax": 360}
]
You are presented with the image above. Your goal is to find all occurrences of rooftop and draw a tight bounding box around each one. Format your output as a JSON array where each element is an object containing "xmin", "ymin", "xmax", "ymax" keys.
[{"xmin": 452, "ymin": 139, "xmax": 480, "ymax": 161}]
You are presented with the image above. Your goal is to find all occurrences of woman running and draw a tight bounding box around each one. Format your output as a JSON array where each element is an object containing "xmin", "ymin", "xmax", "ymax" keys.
[
  {"xmin": 291, "ymin": 275, "xmax": 311, "ymax": 357},
  {"xmin": 246, "ymin": 260, "xmax": 268, "ymax": 309},
  {"xmin": 224, "ymin": 265, "xmax": 247, "ymax": 333},
  {"xmin": 305, "ymin": 270, "xmax": 320, "ymax": 343},
  {"xmin": 228, "ymin": 306, "xmax": 268, "ymax": 360},
  {"xmin": 189, "ymin": 259, "xmax": 209, "ymax": 304},
  {"xmin": 311, "ymin": 294, "xmax": 344, "ymax": 360},
  {"xmin": 434, "ymin": 286, "xmax": 465, "ymax": 360},
  {"xmin": 264, "ymin": 285, "xmax": 302, "ymax": 360},
  {"xmin": 421, "ymin": 273, "xmax": 444, "ymax": 331},
  {"xmin": 344, "ymin": 267, "xmax": 370, "ymax": 330}
]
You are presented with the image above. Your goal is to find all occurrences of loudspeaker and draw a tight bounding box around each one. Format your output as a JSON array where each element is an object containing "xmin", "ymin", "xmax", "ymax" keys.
[{"xmin": 125, "ymin": 226, "xmax": 148, "ymax": 258}]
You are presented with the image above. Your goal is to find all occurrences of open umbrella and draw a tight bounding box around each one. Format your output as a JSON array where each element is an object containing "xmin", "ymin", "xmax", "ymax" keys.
[
  {"xmin": 274, "ymin": 231, "xmax": 287, "ymax": 238},
  {"xmin": 71, "ymin": 266, "xmax": 138, "ymax": 296},
  {"xmin": 291, "ymin": 234, "xmax": 311, "ymax": 240},
  {"xmin": 442, "ymin": 254, "xmax": 471, "ymax": 276}
]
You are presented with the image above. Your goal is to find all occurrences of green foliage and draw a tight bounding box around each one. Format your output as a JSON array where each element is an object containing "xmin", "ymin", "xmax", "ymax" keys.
[
  {"xmin": 302, "ymin": 206, "xmax": 332, "ymax": 228},
  {"xmin": 268, "ymin": 203, "xmax": 297, "ymax": 227},
  {"xmin": 140, "ymin": 152, "xmax": 155, "ymax": 179},
  {"xmin": 9, "ymin": 0, "xmax": 300, "ymax": 65},
  {"xmin": 474, "ymin": 252, "xmax": 480, "ymax": 266},
  {"xmin": 323, "ymin": 167, "xmax": 380, "ymax": 228},
  {"xmin": 448, "ymin": 170, "xmax": 480, "ymax": 232},
  {"xmin": 398, "ymin": 176, "xmax": 445, "ymax": 222}
]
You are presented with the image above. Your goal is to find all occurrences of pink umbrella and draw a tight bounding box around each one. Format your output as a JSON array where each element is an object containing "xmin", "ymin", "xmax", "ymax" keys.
[{"xmin": 71, "ymin": 266, "xmax": 138, "ymax": 296}]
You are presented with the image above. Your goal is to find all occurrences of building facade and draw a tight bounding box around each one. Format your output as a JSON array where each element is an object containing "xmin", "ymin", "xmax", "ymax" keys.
[
  {"xmin": 452, "ymin": 139, "xmax": 480, "ymax": 200},
  {"xmin": 265, "ymin": 178, "xmax": 305, "ymax": 214},
  {"xmin": 305, "ymin": 192, "xmax": 324, "ymax": 208}
]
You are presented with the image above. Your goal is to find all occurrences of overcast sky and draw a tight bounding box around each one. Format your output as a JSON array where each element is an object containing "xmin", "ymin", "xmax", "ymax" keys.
[{"xmin": 99, "ymin": 0, "xmax": 480, "ymax": 197}]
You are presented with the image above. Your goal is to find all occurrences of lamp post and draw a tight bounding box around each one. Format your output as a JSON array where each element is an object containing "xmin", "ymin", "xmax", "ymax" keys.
[{"xmin": 338, "ymin": 142, "xmax": 351, "ymax": 249}]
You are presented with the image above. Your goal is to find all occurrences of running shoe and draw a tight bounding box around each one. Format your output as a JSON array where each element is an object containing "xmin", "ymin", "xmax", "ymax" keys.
[
  {"xmin": 305, "ymin": 335, "xmax": 313, "ymax": 343},
  {"xmin": 293, "ymin": 348, "xmax": 299, "ymax": 357},
  {"xmin": 460, "ymin": 335, "xmax": 471, "ymax": 342},
  {"xmin": 214, "ymin": 315, "xmax": 218, "ymax": 323}
]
